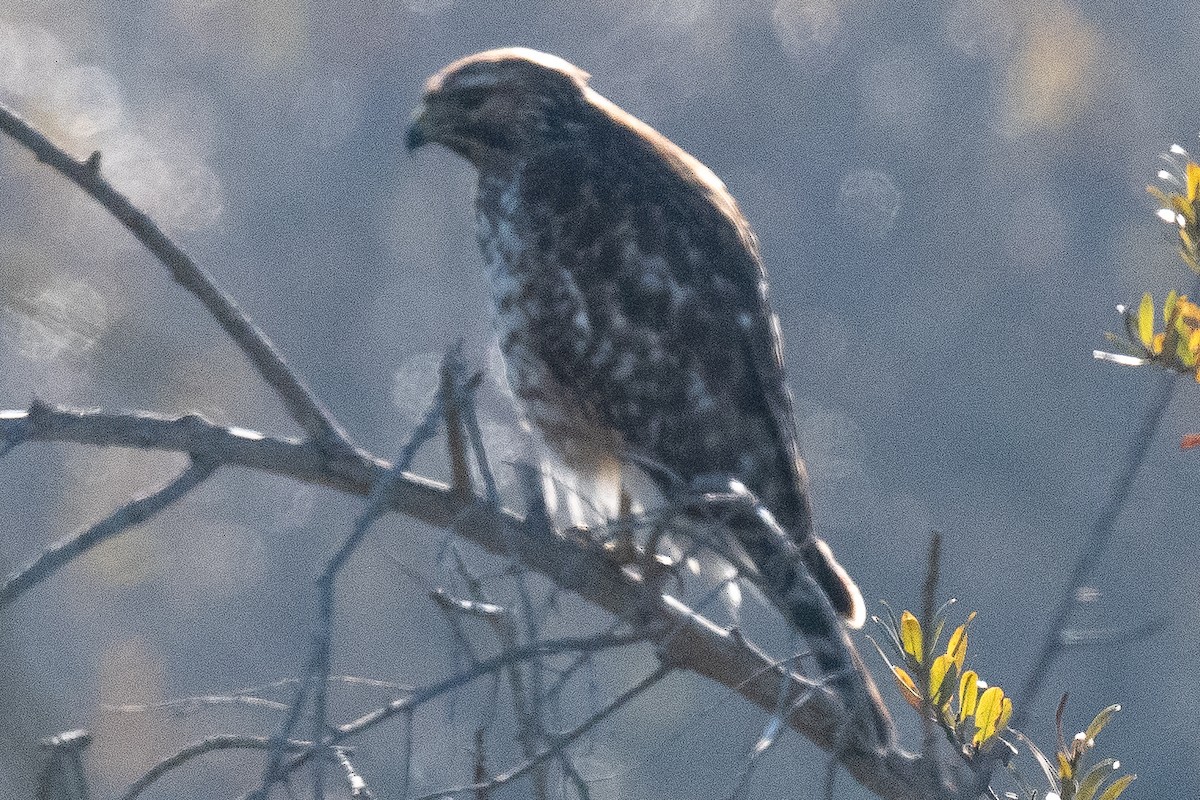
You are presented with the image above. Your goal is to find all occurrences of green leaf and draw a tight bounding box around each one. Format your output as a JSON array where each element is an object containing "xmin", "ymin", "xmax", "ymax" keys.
[
  {"xmin": 1075, "ymin": 758, "xmax": 1117, "ymax": 800},
  {"xmin": 1085, "ymin": 704, "xmax": 1121, "ymax": 743},
  {"xmin": 930, "ymin": 653, "xmax": 955, "ymax": 706},
  {"xmin": 957, "ymin": 669, "xmax": 978, "ymax": 724},
  {"xmin": 1095, "ymin": 774, "xmax": 1136, "ymax": 800},
  {"xmin": 900, "ymin": 611, "xmax": 923, "ymax": 664},
  {"xmin": 1138, "ymin": 293, "xmax": 1155, "ymax": 348},
  {"xmin": 1165, "ymin": 289, "xmax": 1179, "ymax": 325},
  {"xmin": 973, "ymin": 686, "xmax": 1005, "ymax": 746}
]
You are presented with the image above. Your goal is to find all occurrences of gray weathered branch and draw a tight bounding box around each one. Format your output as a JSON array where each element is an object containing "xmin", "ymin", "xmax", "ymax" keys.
[{"xmin": 0, "ymin": 403, "xmax": 935, "ymax": 798}]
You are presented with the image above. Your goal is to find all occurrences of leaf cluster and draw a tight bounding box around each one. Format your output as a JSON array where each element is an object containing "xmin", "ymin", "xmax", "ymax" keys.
[
  {"xmin": 872, "ymin": 602, "xmax": 1011, "ymax": 758},
  {"xmin": 1014, "ymin": 699, "xmax": 1135, "ymax": 800},
  {"xmin": 1096, "ymin": 147, "xmax": 1200, "ymax": 386}
]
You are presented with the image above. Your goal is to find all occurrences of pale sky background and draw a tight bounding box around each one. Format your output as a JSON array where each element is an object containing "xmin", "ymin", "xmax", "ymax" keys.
[{"xmin": 1, "ymin": 1, "xmax": 1198, "ymax": 797}]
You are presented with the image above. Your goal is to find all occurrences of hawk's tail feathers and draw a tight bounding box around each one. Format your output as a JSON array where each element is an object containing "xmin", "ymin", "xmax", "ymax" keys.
[{"xmin": 802, "ymin": 537, "xmax": 867, "ymax": 630}]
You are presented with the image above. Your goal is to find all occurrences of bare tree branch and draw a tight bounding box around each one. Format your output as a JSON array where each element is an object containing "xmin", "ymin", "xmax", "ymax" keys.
[
  {"xmin": 0, "ymin": 456, "xmax": 216, "ymax": 607},
  {"xmin": 0, "ymin": 401, "xmax": 937, "ymax": 798},
  {"xmin": 36, "ymin": 729, "xmax": 91, "ymax": 800},
  {"xmin": 0, "ymin": 104, "xmax": 969, "ymax": 800},
  {"xmin": 1013, "ymin": 320, "xmax": 1192, "ymax": 728},
  {"xmin": 118, "ymin": 735, "xmax": 314, "ymax": 800},
  {"xmin": 413, "ymin": 664, "xmax": 673, "ymax": 800},
  {"xmin": 240, "ymin": 629, "xmax": 643, "ymax": 797},
  {"xmin": 332, "ymin": 748, "xmax": 374, "ymax": 799},
  {"xmin": 0, "ymin": 102, "xmax": 352, "ymax": 448},
  {"xmin": 259, "ymin": 376, "xmax": 449, "ymax": 799}
]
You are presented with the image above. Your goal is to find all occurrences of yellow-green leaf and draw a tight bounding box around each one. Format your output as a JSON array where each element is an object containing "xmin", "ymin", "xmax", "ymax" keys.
[
  {"xmin": 972, "ymin": 686, "xmax": 1006, "ymax": 747},
  {"xmin": 1186, "ymin": 161, "xmax": 1200, "ymax": 201},
  {"xmin": 1075, "ymin": 759, "xmax": 1118, "ymax": 800},
  {"xmin": 1166, "ymin": 289, "xmax": 1180, "ymax": 325},
  {"xmin": 892, "ymin": 665, "xmax": 922, "ymax": 710},
  {"xmin": 1095, "ymin": 774, "xmax": 1136, "ymax": 800},
  {"xmin": 946, "ymin": 612, "xmax": 975, "ymax": 671},
  {"xmin": 1084, "ymin": 704, "xmax": 1121, "ymax": 743},
  {"xmin": 1138, "ymin": 292, "xmax": 1155, "ymax": 348},
  {"xmin": 900, "ymin": 611, "xmax": 923, "ymax": 664},
  {"xmin": 957, "ymin": 669, "xmax": 979, "ymax": 724},
  {"xmin": 1057, "ymin": 751, "xmax": 1073, "ymax": 782},
  {"xmin": 930, "ymin": 653, "xmax": 955, "ymax": 706}
]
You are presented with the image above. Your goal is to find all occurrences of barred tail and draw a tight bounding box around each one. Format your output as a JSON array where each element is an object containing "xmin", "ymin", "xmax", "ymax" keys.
[
  {"xmin": 733, "ymin": 514, "xmax": 892, "ymax": 747},
  {"xmin": 678, "ymin": 476, "xmax": 892, "ymax": 746}
]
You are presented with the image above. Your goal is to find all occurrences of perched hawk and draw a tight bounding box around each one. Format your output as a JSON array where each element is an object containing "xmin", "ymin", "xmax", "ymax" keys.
[{"xmin": 408, "ymin": 48, "xmax": 886, "ymax": 734}]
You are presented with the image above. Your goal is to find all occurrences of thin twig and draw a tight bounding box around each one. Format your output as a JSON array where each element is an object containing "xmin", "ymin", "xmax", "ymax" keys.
[
  {"xmin": 333, "ymin": 748, "xmax": 374, "ymax": 799},
  {"xmin": 919, "ymin": 532, "xmax": 942, "ymax": 792},
  {"xmin": 103, "ymin": 675, "xmax": 413, "ymax": 716},
  {"xmin": 400, "ymin": 710, "xmax": 414, "ymax": 800},
  {"xmin": 119, "ymin": 735, "xmax": 313, "ymax": 800},
  {"xmin": 558, "ymin": 754, "xmax": 591, "ymax": 800},
  {"xmin": 1014, "ymin": 349, "xmax": 1187, "ymax": 727},
  {"xmin": 442, "ymin": 366, "xmax": 551, "ymax": 798},
  {"xmin": 265, "ymin": 630, "xmax": 644, "ymax": 788},
  {"xmin": 0, "ymin": 457, "xmax": 216, "ymax": 606},
  {"xmin": 0, "ymin": 102, "xmax": 351, "ymax": 447},
  {"xmin": 260, "ymin": 381, "xmax": 449, "ymax": 798},
  {"xmin": 442, "ymin": 353, "xmax": 474, "ymax": 502},
  {"xmin": 106, "ymin": 694, "xmax": 288, "ymax": 714},
  {"xmin": 412, "ymin": 665, "xmax": 672, "ymax": 800},
  {"xmin": 454, "ymin": 367, "xmax": 500, "ymax": 505}
]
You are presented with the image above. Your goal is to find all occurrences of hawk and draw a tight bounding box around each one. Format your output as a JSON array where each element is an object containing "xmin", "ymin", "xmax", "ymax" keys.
[{"xmin": 407, "ymin": 48, "xmax": 887, "ymax": 736}]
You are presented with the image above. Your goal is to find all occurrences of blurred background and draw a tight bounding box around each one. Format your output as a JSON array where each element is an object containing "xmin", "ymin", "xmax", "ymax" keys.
[{"xmin": 0, "ymin": 0, "xmax": 1196, "ymax": 797}]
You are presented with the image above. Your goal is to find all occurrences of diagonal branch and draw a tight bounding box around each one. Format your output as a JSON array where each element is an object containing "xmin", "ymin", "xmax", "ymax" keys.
[
  {"xmin": 1013, "ymin": 363, "xmax": 1182, "ymax": 727},
  {"xmin": 0, "ymin": 102, "xmax": 352, "ymax": 448},
  {"xmin": 0, "ymin": 456, "xmax": 216, "ymax": 607},
  {"xmin": 119, "ymin": 735, "xmax": 314, "ymax": 800},
  {"xmin": 0, "ymin": 401, "xmax": 938, "ymax": 798}
]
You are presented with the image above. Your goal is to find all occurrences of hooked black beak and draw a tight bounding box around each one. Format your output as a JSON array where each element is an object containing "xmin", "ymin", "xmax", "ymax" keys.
[{"xmin": 405, "ymin": 106, "xmax": 428, "ymax": 152}]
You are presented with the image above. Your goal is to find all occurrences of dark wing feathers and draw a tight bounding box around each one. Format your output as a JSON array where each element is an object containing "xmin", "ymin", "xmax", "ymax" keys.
[{"xmin": 540, "ymin": 104, "xmax": 812, "ymax": 526}]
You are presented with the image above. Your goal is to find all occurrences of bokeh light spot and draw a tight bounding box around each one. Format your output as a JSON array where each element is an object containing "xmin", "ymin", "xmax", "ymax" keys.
[
  {"xmin": 772, "ymin": 0, "xmax": 844, "ymax": 69},
  {"xmin": 50, "ymin": 64, "xmax": 124, "ymax": 139},
  {"xmin": 835, "ymin": 169, "xmax": 902, "ymax": 238},
  {"xmin": 945, "ymin": 0, "xmax": 1018, "ymax": 60},
  {"xmin": 1, "ymin": 278, "xmax": 108, "ymax": 364},
  {"xmin": 999, "ymin": 4, "xmax": 1100, "ymax": 136}
]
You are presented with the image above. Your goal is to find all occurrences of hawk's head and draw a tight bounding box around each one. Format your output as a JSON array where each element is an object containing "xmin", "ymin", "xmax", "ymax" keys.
[{"xmin": 406, "ymin": 48, "xmax": 592, "ymax": 168}]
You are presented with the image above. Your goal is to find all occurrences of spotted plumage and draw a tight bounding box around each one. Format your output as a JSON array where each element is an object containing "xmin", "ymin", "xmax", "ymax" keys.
[{"xmin": 407, "ymin": 51, "xmax": 885, "ymax": 732}]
